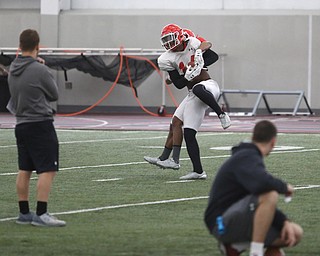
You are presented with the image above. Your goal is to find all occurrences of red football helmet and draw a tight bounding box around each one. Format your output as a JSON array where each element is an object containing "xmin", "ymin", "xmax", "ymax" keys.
[
  {"xmin": 183, "ymin": 28, "xmax": 206, "ymax": 42},
  {"xmin": 160, "ymin": 24, "xmax": 186, "ymax": 50},
  {"xmin": 182, "ymin": 28, "xmax": 195, "ymax": 39}
]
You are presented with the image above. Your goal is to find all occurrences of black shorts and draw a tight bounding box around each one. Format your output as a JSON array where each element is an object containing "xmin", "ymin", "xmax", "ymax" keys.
[
  {"xmin": 212, "ymin": 195, "xmax": 280, "ymax": 246},
  {"xmin": 15, "ymin": 120, "xmax": 59, "ymax": 174}
]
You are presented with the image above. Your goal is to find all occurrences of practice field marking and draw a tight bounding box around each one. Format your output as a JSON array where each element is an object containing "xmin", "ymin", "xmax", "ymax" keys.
[
  {"xmin": 271, "ymin": 148, "xmax": 319, "ymax": 154},
  {"xmin": 0, "ymin": 132, "xmax": 232, "ymax": 149},
  {"xmin": 1, "ymin": 147, "xmax": 319, "ymax": 176},
  {"xmin": 0, "ymin": 145, "xmax": 16, "ymax": 149},
  {"xmin": 210, "ymin": 146, "xmax": 319, "ymax": 155},
  {"xmin": 0, "ymin": 131, "xmax": 315, "ymax": 149},
  {"xmin": 0, "ymin": 136, "xmax": 169, "ymax": 148},
  {"xmin": 294, "ymin": 185, "xmax": 320, "ymax": 190},
  {"xmin": 59, "ymin": 136, "xmax": 168, "ymax": 145},
  {"xmin": 1, "ymin": 185, "xmax": 319, "ymax": 222},
  {"xmin": 211, "ymin": 145, "xmax": 306, "ymax": 151},
  {"xmin": 0, "ymin": 196, "xmax": 208, "ymax": 222},
  {"xmin": 92, "ymin": 178, "xmax": 122, "ymax": 182},
  {"xmin": 139, "ymin": 146, "xmax": 187, "ymax": 149},
  {"xmin": 56, "ymin": 117, "xmax": 109, "ymax": 129},
  {"xmin": 0, "ymin": 172, "xmax": 19, "ymax": 176},
  {"xmin": 166, "ymin": 180, "xmax": 195, "ymax": 183}
]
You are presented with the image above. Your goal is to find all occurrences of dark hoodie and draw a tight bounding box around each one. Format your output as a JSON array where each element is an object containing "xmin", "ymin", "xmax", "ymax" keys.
[
  {"xmin": 204, "ymin": 142, "xmax": 288, "ymax": 234},
  {"xmin": 7, "ymin": 56, "xmax": 58, "ymax": 125}
]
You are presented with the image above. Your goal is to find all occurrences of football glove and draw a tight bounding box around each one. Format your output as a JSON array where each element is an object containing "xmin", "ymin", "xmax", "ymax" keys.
[
  {"xmin": 184, "ymin": 63, "xmax": 202, "ymax": 81},
  {"xmin": 194, "ymin": 49, "xmax": 204, "ymax": 69}
]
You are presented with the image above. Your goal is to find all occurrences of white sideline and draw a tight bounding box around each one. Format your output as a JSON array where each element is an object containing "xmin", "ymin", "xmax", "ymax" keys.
[
  {"xmin": 1, "ymin": 148, "xmax": 318, "ymax": 176},
  {"xmin": 0, "ymin": 196, "xmax": 207, "ymax": 222},
  {"xmin": 1, "ymin": 185, "xmax": 320, "ymax": 222}
]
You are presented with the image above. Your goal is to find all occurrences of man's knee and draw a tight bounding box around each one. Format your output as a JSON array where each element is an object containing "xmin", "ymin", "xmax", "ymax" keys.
[
  {"xmin": 294, "ymin": 223, "xmax": 304, "ymax": 244},
  {"xmin": 259, "ymin": 190, "xmax": 279, "ymax": 206},
  {"xmin": 184, "ymin": 128, "xmax": 196, "ymax": 140}
]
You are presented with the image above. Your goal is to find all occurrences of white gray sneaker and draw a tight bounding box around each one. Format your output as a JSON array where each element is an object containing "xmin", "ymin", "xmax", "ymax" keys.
[
  {"xmin": 16, "ymin": 212, "xmax": 35, "ymax": 225},
  {"xmin": 31, "ymin": 212, "xmax": 66, "ymax": 227},
  {"xmin": 144, "ymin": 156, "xmax": 160, "ymax": 165},
  {"xmin": 219, "ymin": 113, "xmax": 231, "ymax": 130},
  {"xmin": 179, "ymin": 171, "xmax": 207, "ymax": 180},
  {"xmin": 156, "ymin": 158, "xmax": 180, "ymax": 170}
]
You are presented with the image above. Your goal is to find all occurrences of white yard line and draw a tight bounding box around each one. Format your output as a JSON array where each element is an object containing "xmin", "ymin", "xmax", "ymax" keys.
[
  {"xmin": 92, "ymin": 178, "xmax": 122, "ymax": 182},
  {"xmin": 0, "ymin": 136, "xmax": 168, "ymax": 148},
  {"xmin": 1, "ymin": 148, "xmax": 319, "ymax": 176},
  {"xmin": 1, "ymin": 185, "xmax": 319, "ymax": 222},
  {"xmin": 166, "ymin": 180, "xmax": 195, "ymax": 183}
]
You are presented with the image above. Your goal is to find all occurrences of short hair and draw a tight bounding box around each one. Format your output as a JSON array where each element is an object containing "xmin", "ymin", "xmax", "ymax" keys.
[
  {"xmin": 252, "ymin": 120, "xmax": 277, "ymax": 143},
  {"xmin": 19, "ymin": 29, "xmax": 39, "ymax": 52}
]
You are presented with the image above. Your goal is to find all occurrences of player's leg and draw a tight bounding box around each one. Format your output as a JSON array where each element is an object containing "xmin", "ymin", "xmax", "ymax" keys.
[
  {"xmin": 211, "ymin": 195, "xmax": 258, "ymax": 255},
  {"xmin": 155, "ymin": 98, "xmax": 187, "ymax": 170},
  {"xmin": 16, "ymin": 170, "xmax": 34, "ymax": 224},
  {"xmin": 170, "ymin": 116, "xmax": 183, "ymax": 163},
  {"xmin": 263, "ymin": 221, "xmax": 303, "ymax": 256},
  {"xmin": 179, "ymin": 95, "xmax": 207, "ymax": 180},
  {"xmin": 251, "ymin": 191, "xmax": 303, "ymax": 255},
  {"xmin": 28, "ymin": 121, "xmax": 65, "ymax": 227},
  {"xmin": 155, "ymin": 117, "xmax": 182, "ymax": 169},
  {"xmin": 15, "ymin": 123, "xmax": 35, "ymax": 224},
  {"xmin": 36, "ymin": 171, "xmax": 56, "ymax": 207},
  {"xmin": 249, "ymin": 191, "xmax": 279, "ymax": 256},
  {"xmin": 16, "ymin": 170, "xmax": 32, "ymax": 201},
  {"xmin": 144, "ymin": 124, "xmax": 173, "ymax": 165},
  {"xmin": 193, "ymin": 80, "xmax": 231, "ymax": 129},
  {"xmin": 183, "ymin": 127, "xmax": 203, "ymax": 173},
  {"xmin": 193, "ymin": 83, "xmax": 223, "ymax": 115}
]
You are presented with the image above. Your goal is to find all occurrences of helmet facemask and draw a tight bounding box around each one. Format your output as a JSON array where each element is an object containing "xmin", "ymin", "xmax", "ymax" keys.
[{"xmin": 160, "ymin": 31, "xmax": 182, "ymax": 51}]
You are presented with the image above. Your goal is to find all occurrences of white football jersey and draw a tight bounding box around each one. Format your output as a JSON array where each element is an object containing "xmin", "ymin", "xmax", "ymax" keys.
[{"xmin": 158, "ymin": 37, "xmax": 201, "ymax": 75}]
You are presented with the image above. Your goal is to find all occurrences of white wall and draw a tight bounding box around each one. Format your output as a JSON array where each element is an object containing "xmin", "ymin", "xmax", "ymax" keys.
[
  {"xmin": 0, "ymin": 1, "xmax": 319, "ymax": 113},
  {"xmin": 1, "ymin": 0, "xmax": 320, "ymax": 11},
  {"xmin": 0, "ymin": 0, "xmax": 40, "ymax": 9},
  {"xmin": 70, "ymin": 0, "xmax": 320, "ymax": 10}
]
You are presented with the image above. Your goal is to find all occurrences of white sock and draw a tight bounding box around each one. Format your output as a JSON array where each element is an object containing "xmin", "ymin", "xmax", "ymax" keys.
[
  {"xmin": 232, "ymin": 242, "xmax": 250, "ymax": 252},
  {"xmin": 249, "ymin": 242, "xmax": 264, "ymax": 256}
]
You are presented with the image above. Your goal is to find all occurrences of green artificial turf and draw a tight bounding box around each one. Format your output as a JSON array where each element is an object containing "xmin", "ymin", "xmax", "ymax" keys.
[{"xmin": 0, "ymin": 129, "xmax": 319, "ymax": 256}]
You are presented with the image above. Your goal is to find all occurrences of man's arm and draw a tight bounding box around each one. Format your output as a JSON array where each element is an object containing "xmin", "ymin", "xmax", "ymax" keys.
[
  {"xmin": 40, "ymin": 66, "xmax": 59, "ymax": 101},
  {"xmin": 195, "ymin": 41, "xmax": 219, "ymax": 68},
  {"xmin": 198, "ymin": 41, "xmax": 212, "ymax": 52},
  {"xmin": 168, "ymin": 69, "xmax": 210, "ymax": 90},
  {"xmin": 203, "ymin": 49, "xmax": 219, "ymax": 67},
  {"xmin": 168, "ymin": 70, "xmax": 189, "ymax": 89}
]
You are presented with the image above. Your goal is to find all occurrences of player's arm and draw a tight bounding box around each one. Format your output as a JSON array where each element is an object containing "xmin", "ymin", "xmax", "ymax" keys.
[
  {"xmin": 168, "ymin": 70, "xmax": 189, "ymax": 89},
  {"xmin": 40, "ymin": 66, "xmax": 59, "ymax": 101},
  {"xmin": 195, "ymin": 41, "xmax": 219, "ymax": 69},
  {"xmin": 198, "ymin": 41, "xmax": 212, "ymax": 52},
  {"xmin": 169, "ymin": 69, "xmax": 210, "ymax": 90},
  {"xmin": 198, "ymin": 42, "xmax": 219, "ymax": 67},
  {"xmin": 203, "ymin": 49, "xmax": 219, "ymax": 66}
]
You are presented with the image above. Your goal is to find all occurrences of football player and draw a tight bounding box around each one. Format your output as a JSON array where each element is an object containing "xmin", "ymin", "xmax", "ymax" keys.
[{"xmin": 144, "ymin": 24, "xmax": 230, "ymax": 180}]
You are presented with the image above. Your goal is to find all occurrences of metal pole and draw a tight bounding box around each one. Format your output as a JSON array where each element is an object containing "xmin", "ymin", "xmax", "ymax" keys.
[
  {"xmin": 161, "ymin": 71, "xmax": 166, "ymax": 106},
  {"xmin": 307, "ymin": 15, "xmax": 312, "ymax": 105}
]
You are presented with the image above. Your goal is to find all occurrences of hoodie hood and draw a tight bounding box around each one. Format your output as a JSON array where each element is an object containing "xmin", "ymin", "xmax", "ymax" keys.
[
  {"xmin": 231, "ymin": 141, "xmax": 262, "ymax": 156},
  {"xmin": 10, "ymin": 56, "xmax": 36, "ymax": 76}
]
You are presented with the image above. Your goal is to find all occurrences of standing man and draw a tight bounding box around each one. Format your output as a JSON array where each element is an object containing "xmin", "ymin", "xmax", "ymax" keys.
[
  {"xmin": 145, "ymin": 23, "xmax": 230, "ymax": 180},
  {"xmin": 204, "ymin": 120, "xmax": 303, "ymax": 256},
  {"xmin": 7, "ymin": 29, "xmax": 66, "ymax": 227}
]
